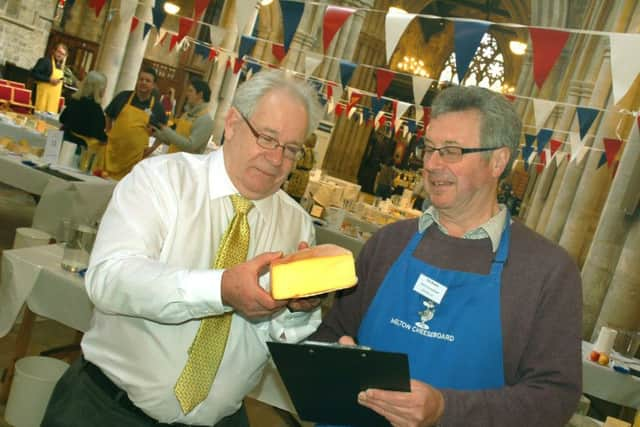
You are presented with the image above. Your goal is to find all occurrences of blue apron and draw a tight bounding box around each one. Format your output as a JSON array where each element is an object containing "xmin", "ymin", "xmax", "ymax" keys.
[{"xmin": 318, "ymin": 219, "xmax": 510, "ymax": 426}]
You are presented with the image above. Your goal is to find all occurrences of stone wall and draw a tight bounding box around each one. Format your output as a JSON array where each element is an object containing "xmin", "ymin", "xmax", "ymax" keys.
[{"xmin": 0, "ymin": 0, "xmax": 55, "ymax": 71}]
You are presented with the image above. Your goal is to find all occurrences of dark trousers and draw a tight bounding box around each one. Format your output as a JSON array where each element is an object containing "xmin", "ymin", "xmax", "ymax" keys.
[{"xmin": 41, "ymin": 357, "xmax": 250, "ymax": 427}]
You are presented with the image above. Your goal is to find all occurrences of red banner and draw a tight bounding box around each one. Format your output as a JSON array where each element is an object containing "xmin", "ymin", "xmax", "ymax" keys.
[
  {"xmin": 549, "ymin": 139, "xmax": 563, "ymax": 158},
  {"xmin": 322, "ymin": 6, "xmax": 355, "ymax": 53},
  {"xmin": 194, "ymin": 0, "xmax": 210, "ymax": 20},
  {"xmin": 529, "ymin": 28, "xmax": 570, "ymax": 89},
  {"xmin": 177, "ymin": 17, "xmax": 195, "ymax": 42},
  {"xmin": 602, "ymin": 138, "xmax": 623, "ymax": 168},
  {"xmin": 130, "ymin": 16, "xmax": 139, "ymax": 33},
  {"xmin": 375, "ymin": 69, "xmax": 395, "ymax": 98}
]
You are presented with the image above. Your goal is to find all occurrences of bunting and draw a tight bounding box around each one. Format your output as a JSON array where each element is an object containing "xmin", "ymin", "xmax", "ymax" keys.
[
  {"xmin": 549, "ymin": 139, "xmax": 563, "ymax": 158},
  {"xmin": 412, "ymin": 76, "xmax": 433, "ymax": 107},
  {"xmin": 375, "ymin": 69, "xmax": 395, "ymax": 98},
  {"xmin": 239, "ymin": 36, "xmax": 257, "ymax": 59},
  {"xmin": 323, "ymin": 6, "xmax": 355, "ymax": 53},
  {"xmin": 272, "ymin": 44, "xmax": 286, "ymax": 62},
  {"xmin": 177, "ymin": 17, "xmax": 195, "ymax": 43},
  {"xmin": 453, "ymin": 21, "xmax": 490, "ymax": 81},
  {"xmin": 88, "ymin": 0, "xmax": 107, "ymax": 17},
  {"xmin": 281, "ymin": 0, "xmax": 305, "ymax": 51},
  {"xmin": 385, "ymin": 10, "xmax": 416, "ymax": 64},
  {"xmin": 602, "ymin": 138, "xmax": 623, "ymax": 168},
  {"xmin": 576, "ymin": 107, "xmax": 599, "ymax": 140},
  {"xmin": 568, "ymin": 132, "xmax": 586, "ymax": 163},
  {"xmin": 596, "ymin": 152, "xmax": 607, "ymax": 169},
  {"xmin": 536, "ymin": 150, "xmax": 547, "ymax": 174},
  {"xmin": 537, "ymin": 128, "xmax": 553, "ymax": 154},
  {"xmin": 371, "ymin": 97, "xmax": 386, "ymax": 118},
  {"xmin": 194, "ymin": 0, "xmax": 210, "ymax": 20},
  {"xmin": 235, "ymin": 0, "xmax": 258, "ymax": 33},
  {"xmin": 130, "ymin": 16, "xmax": 140, "ymax": 33},
  {"xmin": 524, "ymin": 133, "xmax": 536, "ymax": 148},
  {"xmin": 339, "ymin": 59, "xmax": 357, "ymax": 87},
  {"xmin": 609, "ymin": 33, "xmax": 640, "ymax": 104},
  {"xmin": 152, "ymin": 0, "xmax": 167, "ymax": 29},
  {"xmin": 194, "ymin": 43, "xmax": 210, "ymax": 60},
  {"xmin": 144, "ymin": 23, "xmax": 154, "ymax": 40},
  {"xmin": 529, "ymin": 28, "xmax": 570, "ymax": 89},
  {"xmin": 533, "ymin": 99, "xmax": 556, "ymax": 133}
]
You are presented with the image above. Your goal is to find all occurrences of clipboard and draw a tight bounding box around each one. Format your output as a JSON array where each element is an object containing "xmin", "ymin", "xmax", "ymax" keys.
[{"xmin": 267, "ymin": 341, "xmax": 410, "ymax": 426}]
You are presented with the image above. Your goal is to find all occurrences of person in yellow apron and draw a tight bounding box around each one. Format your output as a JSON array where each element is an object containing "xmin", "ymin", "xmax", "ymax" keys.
[
  {"xmin": 147, "ymin": 77, "xmax": 214, "ymax": 155},
  {"xmin": 104, "ymin": 66, "xmax": 167, "ymax": 180},
  {"xmin": 31, "ymin": 43, "xmax": 67, "ymax": 113},
  {"xmin": 59, "ymin": 71, "xmax": 108, "ymax": 173}
]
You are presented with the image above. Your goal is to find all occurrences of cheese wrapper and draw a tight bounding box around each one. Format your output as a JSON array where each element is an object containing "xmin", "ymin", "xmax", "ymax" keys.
[{"xmin": 270, "ymin": 244, "xmax": 357, "ymax": 300}]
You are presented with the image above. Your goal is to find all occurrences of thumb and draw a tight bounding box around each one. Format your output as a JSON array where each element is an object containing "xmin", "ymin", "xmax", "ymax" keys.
[
  {"xmin": 249, "ymin": 251, "xmax": 283, "ymax": 270},
  {"xmin": 338, "ymin": 335, "xmax": 357, "ymax": 346}
]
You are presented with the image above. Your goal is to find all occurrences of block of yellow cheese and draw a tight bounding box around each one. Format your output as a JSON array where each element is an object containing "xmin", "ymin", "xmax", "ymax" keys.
[{"xmin": 271, "ymin": 244, "xmax": 357, "ymax": 300}]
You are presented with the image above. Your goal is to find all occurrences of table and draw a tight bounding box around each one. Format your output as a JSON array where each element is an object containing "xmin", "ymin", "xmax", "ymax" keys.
[
  {"xmin": 0, "ymin": 152, "xmax": 112, "ymax": 196},
  {"xmin": 581, "ymin": 341, "xmax": 640, "ymax": 408},
  {"xmin": 0, "ymin": 120, "xmax": 47, "ymax": 148},
  {"xmin": 0, "ymin": 244, "xmax": 297, "ymax": 414}
]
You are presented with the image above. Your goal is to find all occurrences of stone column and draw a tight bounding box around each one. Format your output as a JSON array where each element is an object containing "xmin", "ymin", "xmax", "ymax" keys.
[
  {"xmin": 209, "ymin": 0, "xmax": 258, "ymax": 143},
  {"xmin": 590, "ymin": 122, "xmax": 640, "ymax": 338},
  {"xmin": 557, "ymin": 0, "xmax": 636, "ymax": 265},
  {"xmin": 114, "ymin": 0, "xmax": 153, "ymax": 94},
  {"xmin": 535, "ymin": 155, "xmax": 568, "ymax": 234},
  {"xmin": 95, "ymin": 0, "xmax": 131, "ymax": 105},
  {"xmin": 524, "ymin": 157, "xmax": 558, "ymax": 229}
]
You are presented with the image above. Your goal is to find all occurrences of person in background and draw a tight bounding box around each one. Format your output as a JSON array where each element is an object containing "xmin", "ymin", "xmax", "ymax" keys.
[
  {"xmin": 42, "ymin": 70, "xmax": 325, "ymax": 427},
  {"xmin": 103, "ymin": 65, "xmax": 166, "ymax": 180},
  {"xmin": 160, "ymin": 87, "xmax": 176, "ymax": 119},
  {"xmin": 31, "ymin": 43, "xmax": 67, "ymax": 114},
  {"xmin": 310, "ymin": 85, "xmax": 582, "ymax": 427},
  {"xmin": 59, "ymin": 70, "xmax": 108, "ymax": 172},
  {"xmin": 286, "ymin": 133, "xmax": 316, "ymax": 202},
  {"xmin": 59, "ymin": 70, "xmax": 108, "ymax": 146},
  {"xmin": 148, "ymin": 78, "xmax": 214, "ymax": 155},
  {"xmin": 374, "ymin": 159, "xmax": 395, "ymax": 200}
]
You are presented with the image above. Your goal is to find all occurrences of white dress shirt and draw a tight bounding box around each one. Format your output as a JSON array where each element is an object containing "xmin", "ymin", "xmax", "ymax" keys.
[{"xmin": 82, "ymin": 148, "xmax": 320, "ymax": 425}]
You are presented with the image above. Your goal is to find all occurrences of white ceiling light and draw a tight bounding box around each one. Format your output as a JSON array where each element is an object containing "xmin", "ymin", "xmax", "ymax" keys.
[
  {"xmin": 259, "ymin": 0, "xmax": 274, "ymax": 5},
  {"xmin": 509, "ymin": 40, "xmax": 527, "ymax": 55},
  {"xmin": 164, "ymin": 2, "xmax": 180, "ymax": 15}
]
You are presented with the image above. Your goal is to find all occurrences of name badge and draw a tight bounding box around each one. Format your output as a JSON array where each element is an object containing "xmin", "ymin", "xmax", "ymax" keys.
[{"xmin": 413, "ymin": 274, "xmax": 447, "ymax": 305}]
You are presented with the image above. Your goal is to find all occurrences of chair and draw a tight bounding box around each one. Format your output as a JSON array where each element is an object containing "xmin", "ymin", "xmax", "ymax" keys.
[
  {"xmin": 10, "ymin": 87, "xmax": 34, "ymax": 114},
  {"xmin": 0, "ymin": 84, "xmax": 13, "ymax": 103},
  {"xmin": 58, "ymin": 96, "xmax": 65, "ymax": 113},
  {"xmin": 7, "ymin": 81, "xmax": 25, "ymax": 88}
]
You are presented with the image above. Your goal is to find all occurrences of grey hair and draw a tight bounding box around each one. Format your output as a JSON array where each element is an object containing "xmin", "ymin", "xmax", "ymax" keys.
[
  {"xmin": 431, "ymin": 85, "xmax": 522, "ymax": 178},
  {"xmin": 232, "ymin": 70, "xmax": 323, "ymax": 139},
  {"xmin": 72, "ymin": 70, "xmax": 107, "ymax": 104}
]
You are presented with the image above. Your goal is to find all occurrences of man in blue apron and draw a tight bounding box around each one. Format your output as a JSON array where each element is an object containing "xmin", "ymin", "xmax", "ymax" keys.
[{"xmin": 311, "ymin": 86, "xmax": 582, "ymax": 427}]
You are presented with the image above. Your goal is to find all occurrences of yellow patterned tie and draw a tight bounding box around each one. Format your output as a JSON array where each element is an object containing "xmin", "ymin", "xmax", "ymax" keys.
[{"xmin": 174, "ymin": 194, "xmax": 253, "ymax": 413}]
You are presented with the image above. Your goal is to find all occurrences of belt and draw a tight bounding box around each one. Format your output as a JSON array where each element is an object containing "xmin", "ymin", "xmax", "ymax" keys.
[{"xmin": 81, "ymin": 358, "xmax": 208, "ymax": 427}]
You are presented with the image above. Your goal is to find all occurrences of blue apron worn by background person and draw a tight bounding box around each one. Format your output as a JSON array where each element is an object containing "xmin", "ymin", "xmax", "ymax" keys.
[{"xmin": 317, "ymin": 217, "xmax": 511, "ymax": 427}]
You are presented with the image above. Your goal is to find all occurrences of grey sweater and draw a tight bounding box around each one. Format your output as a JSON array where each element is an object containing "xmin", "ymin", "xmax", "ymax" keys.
[{"xmin": 310, "ymin": 218, "xmax": 582, "ymax": 427}]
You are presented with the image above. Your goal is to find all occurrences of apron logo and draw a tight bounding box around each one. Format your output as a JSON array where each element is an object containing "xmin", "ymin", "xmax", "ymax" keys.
[{"xmin": 415, "ymin": 300, "xmax": 436, "ymax": 330}]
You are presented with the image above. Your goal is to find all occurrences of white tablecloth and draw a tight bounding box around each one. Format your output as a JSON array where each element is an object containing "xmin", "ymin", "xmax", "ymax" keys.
[
  {"xmin": 0, "ymin": 153, "xmax": 112, "ymax": 196},
  {"xmin": 581, "ymin": 341, "xmax": 640, "ymax": 408},
  {"xmin": 0, "ymin": 243, "xmax": 297, "ymax": 413}
]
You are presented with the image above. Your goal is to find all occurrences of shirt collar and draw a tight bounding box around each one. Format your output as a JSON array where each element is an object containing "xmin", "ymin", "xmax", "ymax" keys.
[
  {"xmin": 418, "ymin": 205, "xmax": 508, "ymax": 252},
  {"xmin": 206, "ymin": 147, "xmax": 272, "ymax": 223}
]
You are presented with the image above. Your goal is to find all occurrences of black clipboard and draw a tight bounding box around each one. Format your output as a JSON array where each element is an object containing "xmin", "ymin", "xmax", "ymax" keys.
[{"xmin": 267, "ymin": 341, "xmax": 410, "ymax": 426}]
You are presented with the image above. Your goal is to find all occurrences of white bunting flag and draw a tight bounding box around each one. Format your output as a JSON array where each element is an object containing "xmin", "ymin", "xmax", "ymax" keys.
[
  {"xmin": 533, "ymin": 99, "xmax": 556, "ymax": 133},
  {"xmin": 568, "ymin": 131, "xmax": 587, "ymax": 164},
  {"xmin": 609, "ymin": 33, "xmax": 640, "ymax": 104},
  {"xmin": 412, "ymin": 76, "xmax": 433, "ymax": 107},
  {"xmin": 385, "ymin": 10, "xmax": 416, "ymax": 64},
  {"xmin": 235, "ymin": 0, "xmax": 258, "ymax": 33},
  {"xmin": 154, "ymin": 29, "xmax": 167, "ymax": 47}
]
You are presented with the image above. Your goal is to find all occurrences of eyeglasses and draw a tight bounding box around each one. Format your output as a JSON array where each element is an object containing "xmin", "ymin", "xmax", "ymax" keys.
[
  {"xmin": 423, "ymin": 145, "xmax": 501, "ymax": 163},
  {"xmin": 238, "ymin": 111, "xmax": 304, "ymax": 161}
]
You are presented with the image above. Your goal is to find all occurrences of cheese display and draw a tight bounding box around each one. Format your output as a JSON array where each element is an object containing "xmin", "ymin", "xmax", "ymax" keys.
[{"xmin": 271, "ymin": 244, "xmax": 357, "ymax": 299}]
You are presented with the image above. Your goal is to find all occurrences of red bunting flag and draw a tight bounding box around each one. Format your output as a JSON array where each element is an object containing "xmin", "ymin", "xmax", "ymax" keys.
[
  {"xmin": 194, "ymin": 0, "xmax": 210, "ymax": 20},
  {"xmin": 376, "ymin": 69, "xmax": 395, "ymax": 98},
  {"xmin": 504, "ymin": 94, "xmax": 516, "ymax": 102},
  {"xmin": 602, "ymin": 138, "xmax": 623, "ymax": 168},
  {"xmin": 377, "ymin": 114, "xmax": 387, "ymax": 128},
  {"xmin": 335, "ymin": 103, "xmax": 345, "ymax": 117},
  {"xmin": 272, "ymin": 44, "xmax": 286, "ymax": 62},
  {"xmin": 208, "ymin": 48, "xmax": 217, "ymax": 62},
  {"xmin": 130, "ymin": 16, "xmax": 139, "ymax": 33},
  {"xmin": 529, "ymin": 28, "xmax": 570, "ymax": 89},
  {"xmin": 549, "ymin": 139, "xmax": 563, "ymax": 157},
  {"xmin": 347, "ymin": 91, "xmax": 362, "ymax": 114},
  {"xmin": 177, "ymin": 17, "xmax": 195, "ymax": 43},
  {"xmin": 225, "ymin": 58, "xmax": 232, "ymax": 70},
  {"xmin": 390, "ymin": 100, "xmax": 398, "ymax": 131},
  {"xmin": 536, "ymin": 151, "xmax": 547, "ymax": 174},
  {"xmin": 233, "ymin": 58, "xmax": 244, "ymax": 74},
  {"xmin": 322, "ymin": 6, "xmax": 355, "ymax": 53},
  {"xmin": 169, "ymin": 35, "xmax": 180, "ymax": 52},
  {"xmin": 423, "ymin": 107, "xmax": 431, "ymax": 129},
  {"xmin": 89, "ymin": 0, "xmax": 107, "ymax": 17}
]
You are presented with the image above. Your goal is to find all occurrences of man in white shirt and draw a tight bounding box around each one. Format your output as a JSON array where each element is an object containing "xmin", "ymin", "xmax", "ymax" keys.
[{"xmin": 42, "ymin": 70, "xmax": 324, "ymax": 427}]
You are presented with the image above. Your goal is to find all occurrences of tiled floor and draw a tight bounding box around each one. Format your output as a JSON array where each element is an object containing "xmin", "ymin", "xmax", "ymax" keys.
[{"xmin": 0, "ymin": 185, "xmax": 311, "ymax": 427}]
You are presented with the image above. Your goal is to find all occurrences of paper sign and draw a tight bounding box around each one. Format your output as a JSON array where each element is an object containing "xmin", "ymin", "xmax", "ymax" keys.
[{"xmin": 42, "ymin": 130, "xmax": 63, "ymax": 165}]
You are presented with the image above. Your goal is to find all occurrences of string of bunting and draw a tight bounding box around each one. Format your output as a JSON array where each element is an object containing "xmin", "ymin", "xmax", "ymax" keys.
[{"xmin": 85, "ymin": 0, "xmax": 639, "ymax": 171}]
